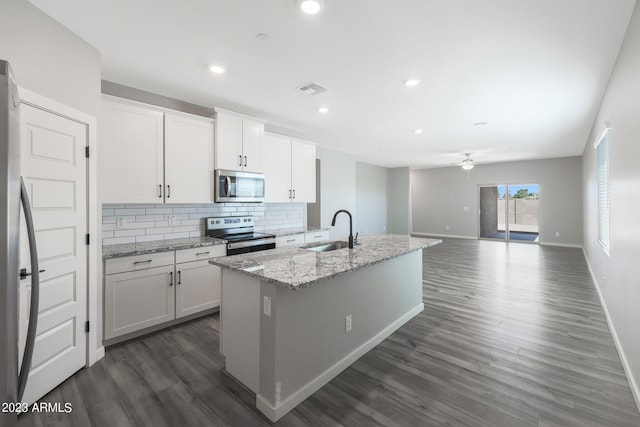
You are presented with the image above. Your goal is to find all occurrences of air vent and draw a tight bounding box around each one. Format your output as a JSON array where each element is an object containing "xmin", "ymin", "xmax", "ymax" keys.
[{"xmin": 296, "ymin": 81, "xmax": 328, "ymax": 96}]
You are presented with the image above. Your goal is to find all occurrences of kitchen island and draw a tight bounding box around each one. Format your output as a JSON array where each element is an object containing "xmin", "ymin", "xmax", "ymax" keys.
[{"xmin": 209, "ymin": 234, "xmax": 441, "ymax": 422}]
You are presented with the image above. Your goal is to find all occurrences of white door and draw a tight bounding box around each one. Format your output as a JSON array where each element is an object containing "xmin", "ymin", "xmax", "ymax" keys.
[
  {"xmin": 291, "ymin": 140, "xmax": 316, "ymax": 203},
  {"xmin": 18, "ymin": 103, "xmax": 87, "ymax": 405},
  {"xmin": 164, "ymin": 112, "xmax": 214, "ymax": 204},
  {"xmin": 263, "ymin": 133, "xmax": 292, "ymax": 203}
]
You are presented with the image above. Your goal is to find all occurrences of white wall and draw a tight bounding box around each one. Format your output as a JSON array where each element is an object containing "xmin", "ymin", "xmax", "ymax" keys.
[
  {"xmin": 582, "ymin": 2, "xmax": 640, "ymax": 408},
  {"xmin": 411, "ymin": 157, "xmax": 583, "ymax": 245},
  {"xmin": 387, "ymin": 167, "xmax": 411, "ymax": 234},
  {"xmin": 355, "ymin": 162, "xmax": 387, "ymax": 235},
  {"xmin": 316, "ymin": 147, "xmax": 357, "ymax": 240},
  {"xmin": 0, "ymin": 0, "xmax": 101, "ymax": 117}
]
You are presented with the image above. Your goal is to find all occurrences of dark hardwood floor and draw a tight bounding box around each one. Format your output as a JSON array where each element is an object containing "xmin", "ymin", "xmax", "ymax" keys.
[{"xmin": 18, "ymin": 238, "xmax": 640, "ymax": 426}]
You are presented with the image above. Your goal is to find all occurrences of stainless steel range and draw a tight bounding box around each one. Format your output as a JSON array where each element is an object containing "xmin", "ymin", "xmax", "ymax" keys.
[{"xmin": 206, "ymin": 216, "xmax": 276, "ymax": 256}]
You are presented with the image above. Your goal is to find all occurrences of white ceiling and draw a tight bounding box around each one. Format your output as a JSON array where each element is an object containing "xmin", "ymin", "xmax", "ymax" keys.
[{"xmin": 29, "ymin": 0, "xmax": 636, "ymax": 168}]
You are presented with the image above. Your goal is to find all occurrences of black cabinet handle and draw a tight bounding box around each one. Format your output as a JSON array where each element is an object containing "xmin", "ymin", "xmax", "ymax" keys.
[
  {"xmin": 293, "ymin": 189, "xmax": 296, "ymax": 199},
  {"xmin": 244, "ymin": 156, "xmax": 247, "ymax": 167},
  {"xmin": 133, "ymin": 259, "xmax": 152, "ymax": 265},
  {"xmin": 195, "ymin": 251, "xmax": 210, "ymax": 256},
  {"xmin": 169, "ymin": 271, "xmax": 173, "ymax": 287},
  {"xmin": 167, "ymin": 185, "xmax": 171, "ymax": 198},
  {"xmin": 158, "ymin": 184, "xmax": 162, "ymax": 198},
  {"xmin": 238, "ymin": 155, "xmax": 242, "ymax": 166},
  {"xmin": 178, "ymin": 271, "xmax": 182, "ymax": 285}
]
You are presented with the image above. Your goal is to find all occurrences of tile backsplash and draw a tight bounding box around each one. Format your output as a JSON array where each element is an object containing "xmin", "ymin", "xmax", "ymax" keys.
[{"xmin": 102, "ymin": 203, "xmax": 305, "ymax": 246}]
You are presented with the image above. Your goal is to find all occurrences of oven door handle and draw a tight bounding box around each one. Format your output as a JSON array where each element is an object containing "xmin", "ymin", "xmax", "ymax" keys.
[{"xmin": 227, "ymin": 238, "xmax": 276, "ymax": 250}]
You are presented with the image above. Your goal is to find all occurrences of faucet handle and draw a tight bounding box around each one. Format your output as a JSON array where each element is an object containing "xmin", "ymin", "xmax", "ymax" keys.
[{"xmin": 354, "ymin": 232, "xmax": 359, "ymax": 244}]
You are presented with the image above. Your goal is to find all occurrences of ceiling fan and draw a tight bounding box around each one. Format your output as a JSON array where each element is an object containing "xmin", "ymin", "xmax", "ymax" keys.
[{"xmin": 461, "ymin": 153, "xmax": 475, "ymax": 170}]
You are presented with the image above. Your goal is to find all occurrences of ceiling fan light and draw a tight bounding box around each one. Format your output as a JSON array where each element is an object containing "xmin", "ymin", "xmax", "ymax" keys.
[{"xmin": 461, "ymin": 153, "xmax": 475, "ymax": 170}]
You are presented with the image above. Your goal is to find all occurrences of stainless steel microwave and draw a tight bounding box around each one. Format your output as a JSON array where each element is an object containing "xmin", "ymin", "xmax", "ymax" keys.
[{"xmin": 215, "ymin": 170, "xmax": 265, "ymax": 203}]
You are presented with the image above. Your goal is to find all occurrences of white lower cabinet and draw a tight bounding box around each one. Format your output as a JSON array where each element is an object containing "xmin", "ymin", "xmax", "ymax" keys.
[
  {"xmin": 104, "ymin": 264, "xmax": 175, "ymax": 340},
  {"xmin": 305, "ymin": 230, "xmax": 330, "ymax": 244},
  {"xmin": 275, "ymin": 230, "xmax": 331, "ymax": 248},
  {"xmin": 176, "ymin": 259, "xmax": 222, "ymax": 319},
  {"xmin": 275, "ymin": 233, "xmax": 305, "ymax": 247},
  {"xmin": 104, "ymin": 245, "xmax": 225, "ymax": 341}
]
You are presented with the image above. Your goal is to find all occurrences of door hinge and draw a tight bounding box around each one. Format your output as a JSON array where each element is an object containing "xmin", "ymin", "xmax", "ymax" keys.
[
  {"xmin": 85, "ymin": 321, "xmax": 90, "ymax": 333},
  {"xmin": 85, "ymin": 146, "xmax": 90, "ymax": 158},
  {"xmin": 85, "ymin": 234, "xmax": 90, "ymax": 245}
]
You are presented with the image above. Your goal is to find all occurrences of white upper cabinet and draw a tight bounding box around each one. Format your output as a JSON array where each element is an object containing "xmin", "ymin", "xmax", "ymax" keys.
[
  {"xmin": 263, "ymin": 132, "xmax": 316, "ymax": 203},
  {"xmin": 164, "ymin": 112, "xmax": 214, "ymax": 203},
  {"xmin": 291, "ymin": 139, "xmax": 316, "ymax": 203},
  {"xmin": 101, "ymin": 96, "xmax": 215, "ymax": 204},
  {"xmin": 215, "ymin": 109, "xmax": 264, "ymax": 173},
  {"xmin": 263, "ymin": 133, "xmax": 292, "ymax": 203},
  {"xmin": 101, "ymin": 99, "xmax": 164, "ymax": 203}
]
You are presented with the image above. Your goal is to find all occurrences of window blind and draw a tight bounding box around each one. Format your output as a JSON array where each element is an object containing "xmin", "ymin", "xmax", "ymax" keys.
[{"xmin": 596, "ymin": 129, "xmax": 610, "ymax": 254}]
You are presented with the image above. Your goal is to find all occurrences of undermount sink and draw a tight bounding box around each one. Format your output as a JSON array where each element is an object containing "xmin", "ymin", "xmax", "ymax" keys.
[{"xmin": 304, "ymin": 241, "xmax": 357, "ymax": 252}]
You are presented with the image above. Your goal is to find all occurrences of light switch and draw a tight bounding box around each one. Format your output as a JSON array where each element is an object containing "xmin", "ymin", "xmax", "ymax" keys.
[{"xmin": 263, "ymin": 296, "xmax": 271, "ymax": 317}]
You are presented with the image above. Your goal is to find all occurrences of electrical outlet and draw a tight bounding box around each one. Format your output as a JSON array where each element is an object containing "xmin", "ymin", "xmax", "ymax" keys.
[
  {"xmin": 116, "ymin": 217, "xmax": 127, "ymax": 230},
  {"xmin": 263, "ymin": 296, "xmax": 271, "ymax": 317},
  {"xmin": 168, "ymin": 215, "xmax": 177, "ymax": 226},
  {"xmin": 345, "ymin": 314, "xmax": 352, "ymax": 332},
  {"xmin": 555, "ymin": 231, "xmax": 560, "ymax": 238}
]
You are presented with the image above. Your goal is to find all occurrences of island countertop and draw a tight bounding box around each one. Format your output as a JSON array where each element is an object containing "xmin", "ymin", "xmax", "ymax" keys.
[{"xmin": 209, "ymin": 234, "xmax": 441, "ymax": 290}]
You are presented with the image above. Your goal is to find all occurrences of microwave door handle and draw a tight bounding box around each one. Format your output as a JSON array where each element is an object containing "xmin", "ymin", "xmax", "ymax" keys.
[
  {"xmin": 18, "ymin": 177, "xmax": 41, "ymax": 401},
  {"xmin": 226, "ymin": 176, "xmax": 231, "ymax": 197}
]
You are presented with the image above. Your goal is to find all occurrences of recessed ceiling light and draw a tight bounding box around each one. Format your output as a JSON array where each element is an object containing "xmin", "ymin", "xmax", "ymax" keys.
[
  {"xmin": 299, "ymin": 0, "xmax": 323, "ymax": 14},
  {"xmin": 256, "ymin": 33, "xmax": 269, "ymax": 41},
  {"xmin": 404, "ymin": 79, "xmax": 421, "ymax": 87},
  {"xmin": 209, "ymin": 65, "xmax": 225, "ymax": 74},
  {"xmin": 413, "ymin": 129, "xmax": 423, "ymax": 134},
  {"xmin": 473, "ymin": 121, "xmax": 489, "ymax": 126},
  {"xmin": 318, "ymin": 107, "xmax": 329, "ymax": 114}
]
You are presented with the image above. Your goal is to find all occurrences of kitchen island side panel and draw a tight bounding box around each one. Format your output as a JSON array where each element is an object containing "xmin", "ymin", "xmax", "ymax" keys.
[
  {"xmin": 220, "ymin": 270, "xmax": 261, "ymax": 392},
  {"xmin": 258, "ymin": 250, "xmax": 423, "ymax": 416}
]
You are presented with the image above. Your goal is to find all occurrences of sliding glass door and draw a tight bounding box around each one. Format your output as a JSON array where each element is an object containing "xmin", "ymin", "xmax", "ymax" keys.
[{"xmin": 479, "ymin": 184, "xmax": 539, "ymax": 242}]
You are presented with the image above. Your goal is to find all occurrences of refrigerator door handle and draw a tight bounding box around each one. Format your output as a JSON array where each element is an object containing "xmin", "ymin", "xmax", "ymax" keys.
[{"xmin": 18, "ymin": 177, "xmax": 40, "ymax": 401}]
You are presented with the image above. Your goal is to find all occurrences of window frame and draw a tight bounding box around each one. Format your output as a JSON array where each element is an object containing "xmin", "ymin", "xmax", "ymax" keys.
[{"xmin": 594, "ymin": 127, "xmax": 610, "ymax": 256}]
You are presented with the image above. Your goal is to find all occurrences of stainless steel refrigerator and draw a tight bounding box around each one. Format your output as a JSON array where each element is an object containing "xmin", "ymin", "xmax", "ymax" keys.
[{"xmin": 1, "ymin": 59, "xmax": 41, "ymax": 427}]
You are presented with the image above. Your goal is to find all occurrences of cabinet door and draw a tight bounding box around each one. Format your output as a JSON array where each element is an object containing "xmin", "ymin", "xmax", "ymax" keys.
[
  {"xmin": 176, "ymin": 260, "xmax": 221, "ymax": 319},
  {"xmin": 263, "ymin": 133, "xmax": 292, "ymax": 203},
  {"xmin": 101, "ymin": 99, "xmax": 164, "ymax": 203},
  {"xmin": 104, "ymin": 265, "xmax": 175, "ymax": 340},
  {"xmin": 164, "ymin": 112, "xmax": 215, "ymax": 203},
  {"xmin": 291, "ymin": 140, "xmax": 316, "ymax": 203},
  {"xmin": 241, "ymin": 118, "xmax": 264, "ymax": 173},
  {"xmin": 215, "ymin": 112, "xmax": 243, "ymax": 170}
]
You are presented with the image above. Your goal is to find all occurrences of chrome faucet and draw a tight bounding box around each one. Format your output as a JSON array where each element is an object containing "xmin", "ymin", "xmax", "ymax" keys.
[{"xmin": 331, "ymin": 209, "xmax": 354, "ymax": 249}]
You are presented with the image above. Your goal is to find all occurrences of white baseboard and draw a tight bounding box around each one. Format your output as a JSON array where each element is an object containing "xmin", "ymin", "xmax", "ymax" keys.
[
  {"xmin": 539, "ymin": 241, "xmax": 583, "ymax": 248},
  {"xmin": 411, "ymin": 232, "xmax": 478, "ymax": 240},
  {"xmin": 256, "ymin": 303, "xmax": 425, "ymax": 422},
  {"xmin": 582, "ymin": 249, "xmax": 640, "ymax": 413},
  {"xmin": 96, "ymin": 346, "xmax": 105, "ymax": 361}
]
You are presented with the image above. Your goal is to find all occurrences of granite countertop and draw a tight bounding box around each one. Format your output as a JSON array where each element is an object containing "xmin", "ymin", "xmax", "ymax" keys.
[
  {"xmin": 268, "ymin": 226, "xmax": 331, "ymax": 237},
  {"xmin": 103, "ymin": 236, "xmax": 227, "ymax": 259},
  {"xmin": 209, "ymin": 234, "xmax": 442, "ymax": 290}
]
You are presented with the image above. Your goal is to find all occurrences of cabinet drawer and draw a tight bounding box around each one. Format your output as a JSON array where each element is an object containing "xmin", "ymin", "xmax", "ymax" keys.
[
  {"xmin": 105, "ymin": 251, "xmax": 175, "ymax": 275},
  {"xmin": 276, "ymin": 233, "xmax": 305, "ymax": 247},
  {"xmin": 176, "ymin": 245, "xmax": 226, "ymax": 264},
  {"xmin": 305, "ymin": 230, "xmax": 330, "ymax": 244}
]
